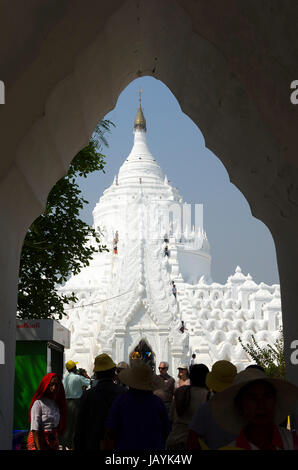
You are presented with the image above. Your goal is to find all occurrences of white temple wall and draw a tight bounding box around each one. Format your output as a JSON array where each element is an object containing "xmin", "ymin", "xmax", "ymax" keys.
[
  {"xmin": 239, "ymin": 290, "xmax": 251, "ymax": 310},
  {"xmin": 177, "ymin": 248, "xmax": 211, "ymax": 283},
  {"xmin": 250, "ymin": 299, "xmax": 263, "ymax": 320},
  {"xmin": 157, "ymin": 333, "xmax": 170, "ymax": 370}
]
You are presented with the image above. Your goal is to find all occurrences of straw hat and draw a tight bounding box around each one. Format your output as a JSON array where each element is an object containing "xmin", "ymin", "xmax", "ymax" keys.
[
  {"xmin": 93, "ymin": 353, "xmax": 116, "ymax": 372},
  {"xmin": 205, "ymin": 360, "xmax": 237, "ymax": 392},
  {"xmin": 118, "ymin": 359, "xmax": 155, "ymax": 390},
  {"xmin": 210, "ymin": 368, "xmax": 298, "ymax": 434}
]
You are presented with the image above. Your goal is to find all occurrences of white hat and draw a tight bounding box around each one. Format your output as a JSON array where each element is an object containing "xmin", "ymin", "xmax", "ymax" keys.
[{"xmin": 210, "ymin": 368, "xmax": 298, "ymax": 434}]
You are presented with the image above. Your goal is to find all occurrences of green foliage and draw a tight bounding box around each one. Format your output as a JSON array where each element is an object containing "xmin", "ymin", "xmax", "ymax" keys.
[
  {"xmin": 17, "ymin": 120, "xmax": 114, "ymax": 320},
  {"xmin": 238, "ymin": 328, "xmax": 285, "ymax": 378}
]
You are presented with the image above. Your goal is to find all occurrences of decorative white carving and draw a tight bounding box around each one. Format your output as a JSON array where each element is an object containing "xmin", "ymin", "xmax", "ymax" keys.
[{"xmin": 60, "ymin": 121, "xmax": 282, "ymax": 375}]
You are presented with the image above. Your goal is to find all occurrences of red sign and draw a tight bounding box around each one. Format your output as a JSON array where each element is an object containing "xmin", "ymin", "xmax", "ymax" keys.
[{"xmin": 17, "ymin": 322, "xmax": 40, "ymax": 329}]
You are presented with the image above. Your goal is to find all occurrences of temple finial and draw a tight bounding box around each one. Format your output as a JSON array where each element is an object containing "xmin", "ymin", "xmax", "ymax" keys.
[{"xmin": 134, "ymin": 89, "xmax": 146, "ymax": 132}]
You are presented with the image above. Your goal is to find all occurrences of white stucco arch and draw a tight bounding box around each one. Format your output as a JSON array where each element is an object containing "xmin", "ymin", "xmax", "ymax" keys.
[{"xmin": 1, "ymin": 0, "xmax": 298, "ymax": 447}]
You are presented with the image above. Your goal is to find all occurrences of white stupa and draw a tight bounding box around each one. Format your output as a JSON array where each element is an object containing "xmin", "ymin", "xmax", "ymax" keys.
[{"xmin": 60, "ymin": 96, "xmax": 282, "ymax": 375}]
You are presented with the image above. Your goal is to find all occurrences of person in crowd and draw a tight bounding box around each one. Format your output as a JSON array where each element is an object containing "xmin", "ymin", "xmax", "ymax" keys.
[
  {"xmin": 115, "ymin": 362, "xmax": 129, "ymax": 388},
  {"xmin": 245, "ymin": 364, "xmax": 266, "ymax": 372},
  {"xmin": 164, "ymin": 245, "xmax": 169, "ymax": 257},
  {"xmin": 152, "ymin": 373, "xmax": 167, "ymax": 402},
  {"xmin": 90, "ymin": 372, "xmax": 98, "ymax": 388},
  {"xmin": 131, "ymin": 351, "xmax": 141, "ymax": 360},
  {"xmin": 113, "ymin": 230, "xmax": 119, "ymax": 254},
  {"xmin": 187, "ymin": 360, "xmax": 238, "ymax": 450},
  {"xmin": 190, "ymin": 354, "xmax": 196, "ymax": 367},
  {"xmin": 157, "ymin": 362, "xmax": 175, "ymax": 414},
  {"xmin": 166, "ymin": 364, "xmax": 209, "ymax": 450},
  {"xmin": 74, "ymin": 354, "xmax": 125, "ymax": 451},
  {"xmin": 176, "ymin": 365, "xmax": 190, "ymax": 388},
  {"xmin": 245, "ymin": 364, "xmax": 290, "ymax": 428},
  {"xmin": 27, "ymin": 373, "xmax": 66, "ymax": 450},
  {"xmin": 210, "ymin": 368, "xmax": 298, "ymax": 450},
  {"xmin": 60, "ymin": 360, "xmax": 91, "ymax": 449},
  {"xmin": 179, "ymin": 321, "xmax": 187, "ymax": 334},
  {"xmin": 172, "ymin": 283, "xmax": 177, "ymax": 298},
  {"xmin": 105, "ymin": 359, "xmax": 170, "ymax": 450},
  {"xmin": 77, "ymin": 368, "xmax": 90, "ymax": 392}
]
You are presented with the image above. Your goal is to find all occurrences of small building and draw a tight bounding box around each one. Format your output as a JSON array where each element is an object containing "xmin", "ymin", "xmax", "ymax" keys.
[{"xmin": 14, "ymin": 319, "xmax": 70, "ymax": 432}]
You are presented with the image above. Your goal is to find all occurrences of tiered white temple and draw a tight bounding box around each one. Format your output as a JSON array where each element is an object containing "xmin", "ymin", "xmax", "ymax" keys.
[{"xmin": 60, "ymin": 99, "xmax": 282, "ymax": 375}]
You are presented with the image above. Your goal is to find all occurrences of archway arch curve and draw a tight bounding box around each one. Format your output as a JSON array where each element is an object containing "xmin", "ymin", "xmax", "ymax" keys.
[
  {"xmin": 2, "ymin": 0, "xmax": 298, "ymax": 449},
  {"xmin": 13, "ymin": 0, "xmax": 280, "ymax": 239}
]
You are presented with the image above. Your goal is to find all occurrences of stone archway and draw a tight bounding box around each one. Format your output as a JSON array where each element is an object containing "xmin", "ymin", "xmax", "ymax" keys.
[{"xmin": 1, "ymin": 0, "xmax": 298, "ymax": 448}]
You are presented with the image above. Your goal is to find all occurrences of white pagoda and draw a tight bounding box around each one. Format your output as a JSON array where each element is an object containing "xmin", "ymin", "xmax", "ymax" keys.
[{"xmin": 60, "ymin": 97, "xmax": 282, "ymax": 376}]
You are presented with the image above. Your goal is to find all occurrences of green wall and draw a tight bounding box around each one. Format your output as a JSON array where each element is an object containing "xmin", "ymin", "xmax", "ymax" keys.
[{"xmin": 14, "ymin": 341, "xmax": 47, "ymax": 430}]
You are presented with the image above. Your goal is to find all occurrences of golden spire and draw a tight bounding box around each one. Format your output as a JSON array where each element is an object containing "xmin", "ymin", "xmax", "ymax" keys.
[{"xmin": 134, "ymin": 88, "xmax": 147, "ymax": 132}]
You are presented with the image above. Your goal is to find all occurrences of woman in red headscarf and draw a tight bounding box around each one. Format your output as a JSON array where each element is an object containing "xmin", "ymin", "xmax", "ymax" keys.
[{"xmin": 27, "ymin": 373, "xmax": 66, "ymax": 450}]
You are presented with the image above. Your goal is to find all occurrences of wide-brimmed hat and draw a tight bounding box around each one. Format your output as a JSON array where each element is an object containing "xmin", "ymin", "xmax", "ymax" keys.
[
  {"xmin": 205, "ymin": 360, "xmax": 237, "ymax": 392},
  {"xmin": 65, "ymin": 360, "xmax": 78, "ymax": 371},
  {"xmin": 118, "ymin": 359, "xmax": 155, "ymax": 390},
  {"xmin": 93, "ymin": 353, "xmax": 116, "ymax": 372},
  {"xmin": 210, "ymin": 368, "xmax": 298, "ymax": 434},
  {"xmin": 177, "ymin": 364, "xmax": 189, "ymax": 370}
]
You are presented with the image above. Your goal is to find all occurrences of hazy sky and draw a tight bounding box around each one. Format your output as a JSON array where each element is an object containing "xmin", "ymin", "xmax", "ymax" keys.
[{"xmin": 76, "ymin": 76, "xmax": 279, "ymax": 285}]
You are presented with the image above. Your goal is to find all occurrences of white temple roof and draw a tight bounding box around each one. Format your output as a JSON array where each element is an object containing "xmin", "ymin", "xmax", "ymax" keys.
[
  {"xmin": 250, "ymin": 289, "xmax": 273, "ymax": 300},
  {"xmin": 239, "ymin": 274, "xmax": 259, "ymax": 291},
  {"xmin": 227, "ymin": 266, "xmax": 247, "ymax": 284},
  {"xmin": 118, "ymin": 129, "xmax": 164, "ymax": 185}
]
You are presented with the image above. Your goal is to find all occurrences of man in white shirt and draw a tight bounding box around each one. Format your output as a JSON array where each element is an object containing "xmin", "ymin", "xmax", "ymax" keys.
[
  {"xmin": 63, "ymin": 362, "xmax": 90, "ymax": 399},
  {"xmin": 60, "ymin": 360, "xmax": 90, "ymax": 449}
]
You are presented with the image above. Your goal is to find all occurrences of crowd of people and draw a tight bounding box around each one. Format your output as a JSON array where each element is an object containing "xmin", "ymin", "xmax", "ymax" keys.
[{"xmin": 26, "ymin": 355, "xmax": 298, "ymax": 451}]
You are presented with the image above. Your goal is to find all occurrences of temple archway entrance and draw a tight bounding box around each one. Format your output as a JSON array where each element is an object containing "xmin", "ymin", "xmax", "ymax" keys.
[
  {"xmin": 1, "ymin": 0, "xmax": 298, "ymax": 449},
  {"xmin": 129, "ymin": 339, "xmax": 156, "ymax": 372}
]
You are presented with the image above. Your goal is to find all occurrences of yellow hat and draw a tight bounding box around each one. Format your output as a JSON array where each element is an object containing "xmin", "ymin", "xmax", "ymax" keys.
[
  {"xmin": 93, "ymin": 353, "xmax": 116, "ymax": 372},
  {"xmin": 205, "ymin": 360, "xmax": 237, "ymax": 392},
  {"xmin": 66, "ymin": 360, "xmax": 78, "ymax": 371}
]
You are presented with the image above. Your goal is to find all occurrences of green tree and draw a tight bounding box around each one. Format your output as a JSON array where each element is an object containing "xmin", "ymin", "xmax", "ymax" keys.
[
  {"xmin": 17, "ymin": 120, "xmax": 114, "ymax": 320},
  {"xmin": 238, "ymin": 328, "xmax": 285, "ymax": 378}
]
